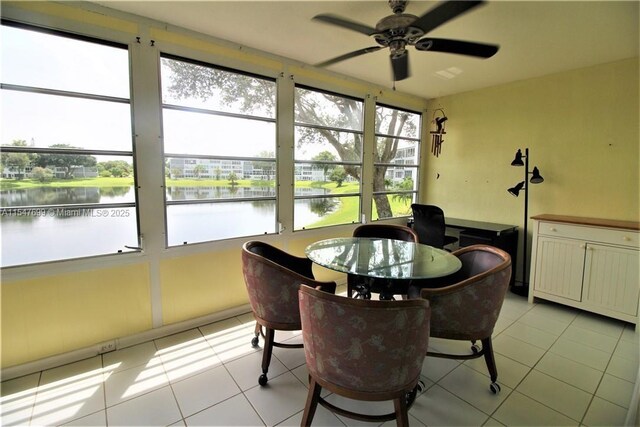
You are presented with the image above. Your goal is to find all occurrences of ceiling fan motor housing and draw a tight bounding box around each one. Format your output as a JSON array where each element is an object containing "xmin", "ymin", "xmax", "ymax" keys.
[{"xmin": 374, "ymin": 14, "xmax": 425, "ymax": 49}]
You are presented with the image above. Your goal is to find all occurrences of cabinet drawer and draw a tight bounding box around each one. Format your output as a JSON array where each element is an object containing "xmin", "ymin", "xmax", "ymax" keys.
[{"xmin": 536, "ymin": 221, "xmax": 639, "ymax": 248}]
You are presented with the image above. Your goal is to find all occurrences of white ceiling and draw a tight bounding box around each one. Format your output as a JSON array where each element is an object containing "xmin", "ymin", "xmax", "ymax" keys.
[{"xmin": 94, "ymin": 1, "xmax": 639, "ymax": 99}]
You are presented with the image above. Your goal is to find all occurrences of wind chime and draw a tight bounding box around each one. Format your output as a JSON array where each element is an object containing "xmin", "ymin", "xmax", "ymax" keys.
[{"xmin": 430, "ymin": 109, "xmax": 448, "ymax": 157}]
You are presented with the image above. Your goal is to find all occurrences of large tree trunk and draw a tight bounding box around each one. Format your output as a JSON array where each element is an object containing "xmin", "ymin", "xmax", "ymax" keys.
[{"xmin": 372, "ymin": 166, "xmax": 392, "ymax": 217}]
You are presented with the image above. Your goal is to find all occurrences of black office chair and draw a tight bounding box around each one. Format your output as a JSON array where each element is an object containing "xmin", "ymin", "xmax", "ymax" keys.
[{"xmin": 411, "ymin": 204, "xmax": 458, "ymax": 249}]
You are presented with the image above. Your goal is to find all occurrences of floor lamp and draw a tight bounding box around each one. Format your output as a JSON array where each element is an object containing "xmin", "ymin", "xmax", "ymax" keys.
[{"xmin": 507, "ymin": 148, "xmax": 544, "ymax": 296}]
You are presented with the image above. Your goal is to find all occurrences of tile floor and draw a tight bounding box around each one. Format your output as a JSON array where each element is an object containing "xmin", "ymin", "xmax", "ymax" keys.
[{"xmin": 1, "ymin": 290, "xmax": 638, "ymax": 426}]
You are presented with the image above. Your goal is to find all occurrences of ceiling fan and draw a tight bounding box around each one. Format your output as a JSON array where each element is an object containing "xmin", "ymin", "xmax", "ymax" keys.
[{"xmin": 313, "ymin": 0, "xmax": 499, "ymax": 82}]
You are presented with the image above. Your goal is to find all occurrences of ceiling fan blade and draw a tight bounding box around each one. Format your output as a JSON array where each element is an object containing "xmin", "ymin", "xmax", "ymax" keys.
[
  {"xmin": 316, "ymin": 46, "xmax": 383, "ymax": 67},
  {"xmin": 411, "ymin": 0, "xmax": 485, "ymax": 35},
  {"xmin": 416, "ymin": 38, "xmax": 499, "ymax": 58},
  {"xmin": 391, "ymin": 52, "xmax": 410, "ymax": 82},
  {"xmin": 313, "ymin": 14, "xmax": 378, "ymax": 36}
]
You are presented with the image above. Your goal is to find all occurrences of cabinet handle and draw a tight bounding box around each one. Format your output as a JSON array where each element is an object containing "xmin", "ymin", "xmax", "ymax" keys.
[
  {"xmin": 549, "ymin": 227, "xmax": 557, "ymax": 232},
  {"xmin": 622, "ymin": 236, "xmax": 632, "ymax": 241}
]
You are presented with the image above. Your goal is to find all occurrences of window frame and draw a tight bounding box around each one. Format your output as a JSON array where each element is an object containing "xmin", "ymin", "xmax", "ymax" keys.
[
  {"xmin": 0, "ymin": 20, "xmax": 140, "ymax": 267},
  {"xmin": 159, "ymin": 53, "xmax": 279, "ymax": 246},
  {"xmin": 292, "ymin": 84, "xmax": 365, "ymax": 231},
  {"xmin": 372, "ymin": 103, "xmax": 422, "ymax": 220}
]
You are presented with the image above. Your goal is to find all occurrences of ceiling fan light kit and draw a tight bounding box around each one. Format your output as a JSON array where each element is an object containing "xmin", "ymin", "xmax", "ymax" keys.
[{"xmin": 313, "ymin": 0, "xmax": 500, "ymax": 83}]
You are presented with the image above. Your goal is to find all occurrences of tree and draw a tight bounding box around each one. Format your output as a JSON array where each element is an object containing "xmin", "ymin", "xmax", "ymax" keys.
[
  {"xmin": 164, "ymin": 60, "xmax": 416, "ymax": 218},
  {"xmin": 312, "ymin": 151, "xmax": 337, "ymax": 181},
  {"xmin": 329, "ymin": 166, "xmax": 347, "ymax": 187},
  {"xmin": 98, "ymin": 160, "xmax": 133, "ymax": 178},
  {"xmin": 392, "ymin": 177, "xmax": 415, "ymax": 206},
  {"xmin": 228, "ymin": 172, "xmax": 239, "ymax": 185},
  {"xmin": 0, "ymin": 140, "xmax": 31, "ymax": 179},
  {"xmin": 35, "ymin": 144, "xmax": 97, "ymax": 179},
  {"xmin": 30, "ymin": 167, "xmax": 54, "ymax": 183},
  {"xmin": 251, "ymin": 151, "xmax": 275, "ymax": 180},
  {"xmin": 192, "ymin": 164, "xmax": 207, "ymax": 179}
]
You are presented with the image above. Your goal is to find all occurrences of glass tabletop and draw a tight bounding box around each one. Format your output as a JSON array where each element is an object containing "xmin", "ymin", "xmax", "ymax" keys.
[{"xmin": 305, "ymin": 237, "xmax": 462, "ymax": 280}]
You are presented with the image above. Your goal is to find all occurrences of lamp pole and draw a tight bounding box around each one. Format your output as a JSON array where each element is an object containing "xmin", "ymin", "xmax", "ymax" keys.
[
  {"xmin": 521, "ymin": 148, "xmax": 530, "ymax": 291},
  {"xmin": 508, "ymin": 148, "xmax": 543, "ymax": 296}
]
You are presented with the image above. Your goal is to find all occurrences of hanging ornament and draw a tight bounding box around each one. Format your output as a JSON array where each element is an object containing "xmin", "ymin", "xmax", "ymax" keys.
[{"xmin": 430, "ymin": 108, "xmax": 448, "ymax": 157}]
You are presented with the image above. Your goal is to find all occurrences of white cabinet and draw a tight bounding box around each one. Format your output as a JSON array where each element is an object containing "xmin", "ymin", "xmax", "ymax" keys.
[{"xmin": 529, "ymin": 215, "xmax": 640, "ymax": 324}]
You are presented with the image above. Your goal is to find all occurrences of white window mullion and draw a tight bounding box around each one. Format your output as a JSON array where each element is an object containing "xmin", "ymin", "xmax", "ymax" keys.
[
  {"xmin": 276, "ymin": 70, "xmax": 295, "ymax": 235},
  {"xmin": 129, "ymin": 33, "xmax": 166, "ymax": 328}
]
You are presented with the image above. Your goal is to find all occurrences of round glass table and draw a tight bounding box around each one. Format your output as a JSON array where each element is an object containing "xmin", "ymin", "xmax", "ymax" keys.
[{"xmin": 306, "ymin": 237, "xmax": 462, "ymax": 299}]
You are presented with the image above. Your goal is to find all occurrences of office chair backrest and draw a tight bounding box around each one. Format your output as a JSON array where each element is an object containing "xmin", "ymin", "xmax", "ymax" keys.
[{"xmin": 411, "ymin": 204, "xmax": 447, "ymax": 248}]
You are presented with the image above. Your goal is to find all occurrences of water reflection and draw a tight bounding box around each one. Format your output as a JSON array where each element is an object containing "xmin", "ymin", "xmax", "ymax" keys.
[
  {"xmin": 0, "ymin": 187, "xmax": 132, "ymax": 207},
  {"xmin": 166, "ymin": 186, "xmax": 275, "ymax": 200}
]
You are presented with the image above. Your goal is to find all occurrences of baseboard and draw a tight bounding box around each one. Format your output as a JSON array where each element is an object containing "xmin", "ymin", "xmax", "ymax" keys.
[{"xmin": 1, "ymin": 304, "xmax": 252, "ymax": 381}]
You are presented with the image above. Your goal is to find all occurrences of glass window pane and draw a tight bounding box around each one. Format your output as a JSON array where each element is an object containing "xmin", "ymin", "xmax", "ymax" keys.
[
  {"xmin": 374, "ymin": 166, "xmax": 418, "ymax": 191},
  {"xmin": 0, "ymin": 24, "xmax": 136, "ymax": 267},
  {"xmin": 161, "ymin": 58, "xmax": 275, "ymax": 118},
  {"xmin": 294, "ymin": 87, "xmax": 363, "ymax": 131},
  {"xmin": 1, "ymin": 90, "xmax": 133, "ymax": 151},
  {"xmin": 1, "ymin": 26, "xmax": 129, "ymax": 98},
  {"xmin": 294, "ymin": 127, "xmax": 362, "ymax": 162},
  {"xmin": 375, "ymin": 105, "xmax": 420, "ymax": 138},
  {"xmin": 294, "ymin": 195, "xmax": 360, "ymax": 230},
  {"xmin": 372, "ymin": 194, "xmax": 416, "ymax": 220},
  {"xmin": 167, "ymin": 185, "xmax": 275, "ymax": 201},
  {"xmin": 294, "ymin": 164, "xmax": 360, "ymax": 192},
  {"xmin": 1, "ymin": 155, "xmax": 135, "ymax": 206},
  {"xmin": 374, "ymin": 137, "xmax": 418, "ymax": 165},
  {"xmin": 161, "ymin": 55, "xmax": 277, "ymax": 245},
  {"xmin": 1, "ymin": 207, "xmax": 137, "ymax": 267},
  {"xmin": 166, "ymin": 201, "xmax": 276, "ymax": 245},
  {"xmin": 163, "ymin": 109, "xmax": 275, "ymax": 156}
]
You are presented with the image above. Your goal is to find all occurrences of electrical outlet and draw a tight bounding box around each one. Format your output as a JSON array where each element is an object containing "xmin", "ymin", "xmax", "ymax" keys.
[{"xmin": 99, "ymin": 340, "xmax": 116, "ymax": 354}]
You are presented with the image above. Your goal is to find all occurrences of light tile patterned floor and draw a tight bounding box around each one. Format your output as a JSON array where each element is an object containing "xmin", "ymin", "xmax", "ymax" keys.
[{"xmin": 1, "ymin": 290, "xmax": 638, "ymax": 426}]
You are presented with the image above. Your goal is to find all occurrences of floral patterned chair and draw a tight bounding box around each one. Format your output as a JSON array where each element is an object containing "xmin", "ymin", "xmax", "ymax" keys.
[
  {"xmin": 241, "ymin": 241, "xmax": 336, "ymax": 386},
  {"xmin": 298, "ymin": 285, "xmax": 431, "ymax": 426},
  {"xmin": 408, "ymin": 244, "xmax": 512, "ymax": 393},
  {"xmin": 348, "ymin": 223, "xmax": 419, "ymax": 299}
]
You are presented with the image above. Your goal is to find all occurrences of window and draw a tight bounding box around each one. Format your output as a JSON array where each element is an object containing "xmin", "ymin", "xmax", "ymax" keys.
[
  {"xmin": 372, "ymin": 105, "xmax": 421, "ymax": 220},
  {"xmin": 0, "ymin": 23, "xmax": 137, "ymax": 267},
  {"xmin": 293, "ymin": 86, "xmax": 363, "ymax": 230},
  {"xmin": 160, "ymin": 55, "xmax": 277, "ymax": 245}
]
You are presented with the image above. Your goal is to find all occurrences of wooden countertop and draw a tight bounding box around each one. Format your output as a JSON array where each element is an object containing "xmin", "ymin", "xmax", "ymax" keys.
[{"xmin": 531, "ymin": 214, "xmax": 640, "ymax": 231}]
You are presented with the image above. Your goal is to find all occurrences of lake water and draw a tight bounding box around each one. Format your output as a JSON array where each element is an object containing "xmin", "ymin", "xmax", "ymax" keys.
[{"xmin": 0, "ymin": 186, "xmax": 338, "ymax": 266}]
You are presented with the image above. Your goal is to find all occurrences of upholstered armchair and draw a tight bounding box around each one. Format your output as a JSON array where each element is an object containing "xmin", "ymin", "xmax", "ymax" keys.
[
  {"xmin": 298, "ymin": 285, "xmax": 431, "ymax": 426},
  {"xmin": 241, "ymin": 241, "xmax": 336, "ymax": 386},
  {"xmin": 408, "ymin": 244, "xmax": 511, "ymax": 393},
  {"xmin": 348, "ymin": 223, "xmax": 418, "ymax": 299}
]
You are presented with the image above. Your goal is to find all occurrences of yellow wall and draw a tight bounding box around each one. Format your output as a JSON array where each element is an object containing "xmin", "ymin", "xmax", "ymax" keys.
[
  {"xmin": 1, "ymin": 264, "xmax": 152, "ymax": 367},
  {"xmin": 423, "ymin": 57, "xmax": 639, "ymax": 280}
]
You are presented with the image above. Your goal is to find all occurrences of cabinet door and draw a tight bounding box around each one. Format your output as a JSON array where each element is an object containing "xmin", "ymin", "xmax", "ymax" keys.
[
  {"xmin": 533, "ymin": 236, "xmax": 585, "ymax": 301},
  {"xmin": 583, "ymin": 244, "xmax": 640, "ymax": 316}
]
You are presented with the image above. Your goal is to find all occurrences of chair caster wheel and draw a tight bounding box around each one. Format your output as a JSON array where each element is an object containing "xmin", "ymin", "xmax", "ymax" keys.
[
  {"xmin": 490, "ymin": 382, "xmax": 501, "ymax": 394},
  {"xmin": 251, "ymin": 336, "xmax": 259, "ymax": 347},
  {"xmin": 258, "ymin": 374, "xmax": 268, "ymax": 386},
  {"xmin": 471, "ymin": 343, "xmax": 481, "ymax": 354},
  {"xmin": 416, "ymin": 379, "xmax": 426, "ymax": 394}
]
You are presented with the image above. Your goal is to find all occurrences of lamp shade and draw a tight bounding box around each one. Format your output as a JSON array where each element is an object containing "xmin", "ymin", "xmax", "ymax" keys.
[
  {"xmin": 530, "ymin": 166, "xmax": 544, "ymax": 183},
  {"xmin": 511, "ymin": 149, "xmax": 524, "ymax": 166},
  {"xmin": 507, "ymin": 181, "xmax": 525, "ymax": 197}
]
